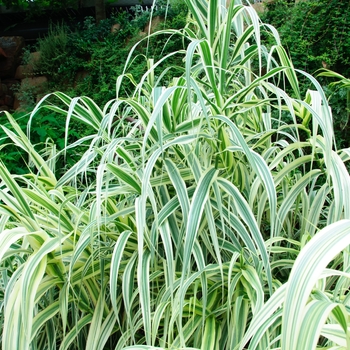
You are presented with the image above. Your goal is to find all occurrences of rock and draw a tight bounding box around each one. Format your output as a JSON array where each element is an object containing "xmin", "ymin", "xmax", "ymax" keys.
[
  {"xmin": 15, "ymin": 65, "xmax": 33, "ymax": 80},
  {"xmin": 0, "ymin": 83, "xmax": 8, "ymax": 96},
  {"xmin": 0, "ymin": 36, "xmax": 25, "ymax": 78},
  {"xmin": 1, "ymin": 79, "xmax": 19, "ymax": 97},
  {"xmin": 0, "ymin": 105, "xmax": 10, "ymax": 112},
  {"xmin": 4, "ymin": 94, "xmax": 13, "ymax": 106},
  {"xmin": 74, "ymin": 70, "xmax": 89, "ymax": 88},
  {"xmin": 13, "ymin": 93, "xmax": 21, "ymax": 111},
  {"xmin": 144, "ymin": 16, "xmax": 163, "ymax": 34},
  {"xmin": 111, "ymin": 23, "xmax": 121, "ymax": 33},
  {"xmin": 16, "ymin": 52, "xmax": 40, "ymax": 79},
  {"xmin": 21, "ymin": 76, "xmax": 48, "ymax": 94},
  {"xmin": 252, "ymin": 2, "xmax": 265, "ymax": 13},
  {"xmin": 26, "ymin": 52, "xmax": 40, "ymax": 69},
  {"xmin": 0, "ymin": 46, "xmax": 8, "ymax": 57},
  {"xmin": 36, "ymin": 93, "xmax": 46, "ymax": 104}
]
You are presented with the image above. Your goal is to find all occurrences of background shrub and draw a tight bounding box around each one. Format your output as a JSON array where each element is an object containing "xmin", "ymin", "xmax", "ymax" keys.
[
  {"xmin": 2, "ymin": 1, "xmax": 188, "ymax": 174},
  {"xmin": 260, "ymin": 0, "xmax": 350, "ymax": 148}
]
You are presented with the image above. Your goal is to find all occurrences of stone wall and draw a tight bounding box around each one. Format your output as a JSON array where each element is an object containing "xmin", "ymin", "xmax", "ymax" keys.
[
  {"xmin": 0, "ymin": 36, "xmax": 23, "ymax": 111},
  {"xmin": 0, "ymin": 36, "xmax": 47, "ymax": 112}
]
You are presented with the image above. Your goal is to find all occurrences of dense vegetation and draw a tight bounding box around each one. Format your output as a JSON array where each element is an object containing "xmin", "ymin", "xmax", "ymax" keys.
[
  {"xmin": 260, "ymin": 0, "xmax": 350, "ymax": 149},
  {"xmin": 1, "ymin": 0, "xmax": 350, "ymax": 349},
  {"xmin": 261, "ymin": 0, "xmax": 350, "ymax": 77},
  {"xmin": 0, "ymin": 0, "xmax": 188, "ymax": 174}
]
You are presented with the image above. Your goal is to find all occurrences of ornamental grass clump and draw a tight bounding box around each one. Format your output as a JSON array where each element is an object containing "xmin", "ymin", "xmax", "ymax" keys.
[{"xmin": 0, "ymin": 1, "xmax": 350, "ymax": 349}]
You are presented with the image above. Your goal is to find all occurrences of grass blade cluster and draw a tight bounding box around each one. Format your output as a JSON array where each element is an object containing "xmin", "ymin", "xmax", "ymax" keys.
[{"xmin": 0, "ymin": 0, "xmax": 350, "ymax": 349}]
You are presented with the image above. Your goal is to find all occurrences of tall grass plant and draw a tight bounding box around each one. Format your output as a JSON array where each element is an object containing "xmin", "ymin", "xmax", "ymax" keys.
[{"xmin": 1, "ymin": 1, "xmax": 350, "ymax": 349}]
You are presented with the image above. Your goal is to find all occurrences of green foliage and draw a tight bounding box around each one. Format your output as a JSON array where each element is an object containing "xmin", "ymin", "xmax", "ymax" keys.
[
  {"xmin": 11, "ymin": 81, "xmax": 38, "ymax": 109},
  {"xmin": 260, "ymin": 0, "xmax": 350, "ymax": 148},
  {"xmin": 318, "ymin": 69, "xmax": 350, "ymax": 149},
  {"xmin": 0, "ymin": 108, "xmax": 92, "ymax": 175},
  {"xmin": 1, "ymin": 1, "xmax": 350, "ymax": 349},
  {"xmin": 35, "ymin": 22, "xmax": 73, "ymax": 82},
  {"xmin": 3, "ymin": 1, "xmax": 188, "ymax": 173},
  {"xmin": 0, "ymin": 0, "xmax": 77, "ymax": 10},
  {"xmin": 27, "ymin": 2, "xmax": 188, "ymax": 106},
  {"xmin": 261, "ymin": 0, "xmax": 350, "ymax": 76}
]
